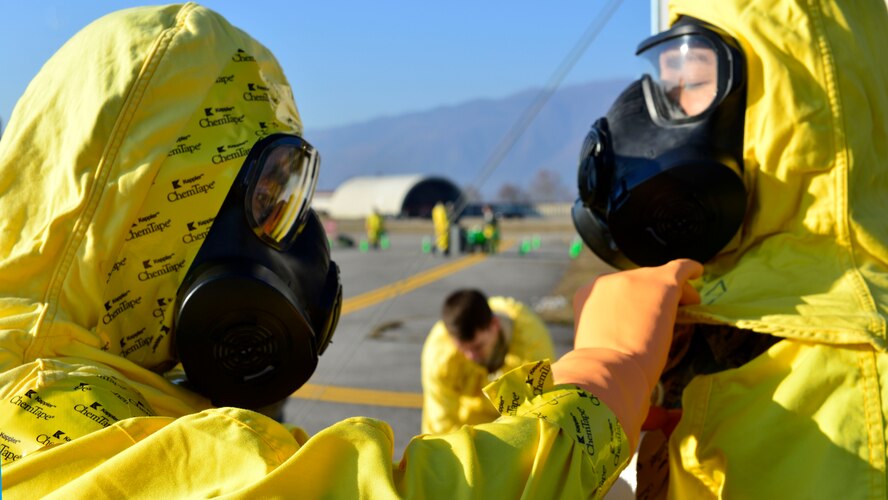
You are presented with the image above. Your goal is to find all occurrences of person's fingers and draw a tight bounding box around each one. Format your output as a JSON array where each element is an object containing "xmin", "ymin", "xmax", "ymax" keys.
[
  {"xmin": 571, "ymin": 260, "xmax": 703, "ymax": 348},
  {"xmin": 664, "ymin": 259, "xmax": 703, "ymax": 305},
  {"xmin": 680, "ymin": 281, "xmax": 702, "ymax": 305},
  {"xmin": 666, "ymin": 258, "xmax": 704, "ymax": 282}
]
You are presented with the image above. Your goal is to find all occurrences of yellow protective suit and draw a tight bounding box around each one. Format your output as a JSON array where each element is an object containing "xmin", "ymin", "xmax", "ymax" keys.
[
  {"xmin": 366, "ymin": 211, "xmax": 385, "ymax": 247},
  {"xmin": 0, "ymin": 4, "xmax": 629, "ymax": 497},
  {"xmin": 421, "ymin": 296, "xmax": 555, "ymax": 434},
  {"xmin": 659, "ymin": 0, "xmax": 888, "ymax": 498},
  {"xmin": 431, "ymin": 202, "xmax": 450, "ymax": 253}
]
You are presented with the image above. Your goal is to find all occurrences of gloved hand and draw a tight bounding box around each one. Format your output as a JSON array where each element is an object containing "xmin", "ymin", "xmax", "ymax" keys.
[{"xmin": 551, "ymin": 259, "xmax": 703, "ymax": 449}]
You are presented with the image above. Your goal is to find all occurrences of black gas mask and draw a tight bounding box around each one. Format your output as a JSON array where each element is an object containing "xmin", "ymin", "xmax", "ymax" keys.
[
  {"xmin": 572, "ymin": 18, "xmax": 748, "ymax": 269},
  {"xmin": 173, "ymin": 133, "xmax": 342, "ymax": 409}
]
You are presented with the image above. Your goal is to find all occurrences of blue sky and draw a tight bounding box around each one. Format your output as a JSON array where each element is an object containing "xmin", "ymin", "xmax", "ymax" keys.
[{"xmin": 0, "ymin": 1, "xmax": 656, "ymax": 131}]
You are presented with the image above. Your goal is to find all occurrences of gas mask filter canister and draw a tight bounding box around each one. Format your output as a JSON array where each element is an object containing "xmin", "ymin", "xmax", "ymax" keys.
[{"xmin": 173, "ymin": 133, "xmax": 342, "ymax": 409}]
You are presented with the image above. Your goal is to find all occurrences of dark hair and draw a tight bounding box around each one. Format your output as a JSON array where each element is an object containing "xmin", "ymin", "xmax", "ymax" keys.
[{"xmin": 441, "ymin": 289, "xmax": 493, "ymax": 341}]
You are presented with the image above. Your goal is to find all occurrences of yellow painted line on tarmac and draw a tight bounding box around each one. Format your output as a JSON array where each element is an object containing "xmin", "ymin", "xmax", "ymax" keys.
[
  {"xmin": 292, "ymin": 240, "xmax": 515, "ymax": 407},
  {"xmin": 295, "ymin": 383, "xmax": 423, "ymax": 408},
  {"xmin": 341, "ymin": 239, "xmax": 515, "ymax": 315},
  {"xmin": 341, "ymin": 254, "xmax": 486, "ymax": 314}
]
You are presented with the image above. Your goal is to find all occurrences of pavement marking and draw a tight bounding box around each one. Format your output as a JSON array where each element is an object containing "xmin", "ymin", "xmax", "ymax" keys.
[
  {"xmin": 295, "ymin": 383, "xmax": 423, "ymax": 409},
  {"xmin": 291, "ymin": 241, "xmax": 515, "ymax": 407},
  {"xmin": 341, "ymin": 253, "xmax": 488, "ymax": 314}
]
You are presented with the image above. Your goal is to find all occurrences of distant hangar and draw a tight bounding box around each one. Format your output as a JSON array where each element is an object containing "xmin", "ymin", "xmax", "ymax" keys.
[{"xmin": 313, "ymin": 174, "xmax": 462, "ymax": 219}]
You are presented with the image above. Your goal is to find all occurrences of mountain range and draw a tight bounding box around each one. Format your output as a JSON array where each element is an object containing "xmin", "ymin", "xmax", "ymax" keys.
[{"xmin": 306, "ymin": 78, "xmax": 631, "ymax": 199}]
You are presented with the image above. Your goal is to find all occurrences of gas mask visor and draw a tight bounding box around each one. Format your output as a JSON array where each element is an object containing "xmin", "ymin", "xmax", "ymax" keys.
[
  {"xmin": 246, "ymin": 134, "xmax": 320, "ymax": 250},
  {"xmin": 173, "ymin": 133, "xmax": 342, "ymax": 410},
  {"xmin": 572, "ymin": 18, "xmax": 747, "ymax": 269},
  {"xmin": 636, "ymin": 21, "xmax": 743, "ymax": 122}
]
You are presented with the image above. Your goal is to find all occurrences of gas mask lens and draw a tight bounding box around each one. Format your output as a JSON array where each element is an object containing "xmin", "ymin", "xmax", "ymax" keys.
[
  {"xmin": 638, "ymin": 34, "xmax": 719, "ymax": 119},
  {"xmin": 246, "ymin": 135, "xmax": 319, "ymax": 250}
]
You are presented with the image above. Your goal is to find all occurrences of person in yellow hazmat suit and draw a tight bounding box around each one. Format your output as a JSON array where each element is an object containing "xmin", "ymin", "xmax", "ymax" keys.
[
  {"xmin": 431, "ymin": 200, "xmax": 450, "ymax": 256},
  {"xmin": 0, "ymin": 3, "xmax": 706, "ymax": 498},
  {"xmin": 420, "ymin": 290, "xmax": 554, "ymax": 434},
  {"xmin": 365, "ymin": 207, "xmax": 386, "ymax": 249},
  {"xmin": 571, "ymin": 0, "xmax": 888, "ymax": 497},
  {"xmin": 480, "ymin": 204, "xmax": 500, "ymax": 253}
]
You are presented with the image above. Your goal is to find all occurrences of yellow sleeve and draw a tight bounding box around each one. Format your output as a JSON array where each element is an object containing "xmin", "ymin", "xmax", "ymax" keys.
[
  {"xmin": 420, "ymin": 323, "xmax": 462, "ymax": 434},
  {"xmin": 406, "ymin": 360, "xmax": 632, "ymax": 498},
  {"xmin": 420, "ymin": 367, "xmax": 462, "ymax": 435},
  {"xmin": 1, "ymin": 361, "xmax": 630, "ymax": 498},
  {"xmin": 0, "ymin": 358, "xmax": 159, "ymax": 465},
  {"xmin": 512, "ymin": 301, "xmax": 555, "ymax": 361}
]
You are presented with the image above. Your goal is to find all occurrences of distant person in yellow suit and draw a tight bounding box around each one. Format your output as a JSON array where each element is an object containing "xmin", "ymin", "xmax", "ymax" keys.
[
  {"xmin": 431, "ymin": 200, "xmax": 450, "ymax": 255},
  {"xmin": 365, "ymin": 207, "xmax": 386, "ymax": 249},
  {"xmin": 421, "ymin": 290, "xmax": 555, "ymax": 434},
  {"xmin": 481, "ymin": 203, "xmax": 500, "ymax": 253},
  {"xmin": 0, "ymin": 3, "xmax": 706, "ymax": 498}
]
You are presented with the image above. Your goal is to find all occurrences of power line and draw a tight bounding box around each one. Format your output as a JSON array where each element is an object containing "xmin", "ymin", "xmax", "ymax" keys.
[{"xmin": 462, "ymin": 0, "xmax": 624, "ymax": 206}]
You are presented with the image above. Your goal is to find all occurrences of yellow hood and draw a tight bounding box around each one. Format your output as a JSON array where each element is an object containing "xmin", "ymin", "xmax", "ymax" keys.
[
  {"xmin": 0, "ymin": 3, "xmax": 302, "ymax": 375},
  {"xmin": 670, "ymin": 0, "xmax": 888, "ymax": 349}
]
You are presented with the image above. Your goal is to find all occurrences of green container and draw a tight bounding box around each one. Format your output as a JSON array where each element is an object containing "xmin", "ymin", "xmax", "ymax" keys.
[
  {"xmin": 519, "ymin": 239, "xmax": 531, "ymax": 256},
  {"xmin": 569, "ymin": 238, "xmax": 583, "ymax": 259}
]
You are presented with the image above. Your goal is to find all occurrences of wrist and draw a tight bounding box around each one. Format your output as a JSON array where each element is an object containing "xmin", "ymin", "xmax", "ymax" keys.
[{"xmin": 551, "ymin": 348, "xmax": 653, "ymax": 449}]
